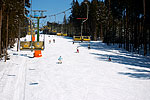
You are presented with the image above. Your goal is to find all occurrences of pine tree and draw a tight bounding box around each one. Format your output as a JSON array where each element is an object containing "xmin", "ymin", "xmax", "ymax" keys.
[
  {"xmin": 96, "ymin": 1, "xmax": 109, "ymax": 42},
  {"xmin": 89, "ymin": 0, "xmax": 98, "ymax": 41},
  {"xmin": 0, "ymin": 0, "xmax": 30, "ymax": 60},
  {"xmin": 70, "ymin": 0, "xmax": 81, "ymax": 35},
  {"xmin": 63, "ymin": 14, "xmax": 67, "ymax": 34}
]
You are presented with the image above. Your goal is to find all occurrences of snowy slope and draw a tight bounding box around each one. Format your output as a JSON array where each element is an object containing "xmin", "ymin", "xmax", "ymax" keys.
[{"xmin": 0, "ymin": 34, "xmax": 150, "ymax": 100}]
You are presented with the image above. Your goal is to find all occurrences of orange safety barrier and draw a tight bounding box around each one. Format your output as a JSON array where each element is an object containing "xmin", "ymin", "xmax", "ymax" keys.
[{"xmin": 34, "ymin": 50, "xmax": 42, "ymax": 57}]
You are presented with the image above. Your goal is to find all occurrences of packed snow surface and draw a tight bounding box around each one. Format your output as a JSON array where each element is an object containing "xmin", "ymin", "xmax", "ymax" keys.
[{"xmin": 0, "ymin": 35, "xmax": 150, "ymax": 100}]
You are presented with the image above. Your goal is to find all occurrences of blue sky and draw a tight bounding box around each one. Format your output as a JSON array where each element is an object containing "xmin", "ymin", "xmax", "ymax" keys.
[{"xmin": 29, "ymin": 0, "xmax": 87, "ymax": 26}]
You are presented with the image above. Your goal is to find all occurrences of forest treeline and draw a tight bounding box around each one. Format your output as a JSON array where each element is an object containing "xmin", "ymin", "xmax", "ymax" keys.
[
  {"xmin": 0, "ymin": 0, "xmax": 30, "ymax": 61},
  {"xmin": 61, "ymin": 0, "xmax": 150, "ymax": 56},
  {"xmin": 1, "ymin": 0, "xmax": 150, "ymax": 61}
]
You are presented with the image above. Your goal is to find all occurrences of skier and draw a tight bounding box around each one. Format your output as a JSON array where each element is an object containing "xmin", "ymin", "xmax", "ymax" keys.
[
  {"xmin": 53, "ymin": 39, "xmax": 55, "ymax": 43},
  {"xmin": 108, "ymin": 56, "xmax": 111, "ymax": 61},
  {"xmin": 58, "ymin": 56, "xmax": 63, "ymax": 64},
  {"xmin": 88, "ymin": 44, "xmax": 90, "ymax": 49},
  {"xmin": 77, "ymin": 47, "xmax": 79, "ymax": 53},
  {"xmin": 49, "ymin": 40, "xmax": 51, "ymax": 44}
]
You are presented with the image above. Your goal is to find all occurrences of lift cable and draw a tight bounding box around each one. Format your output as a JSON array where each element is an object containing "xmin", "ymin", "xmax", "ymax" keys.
[{"xmin": 49, "ymin": 8, "xmax": 71, "ymax": 17}]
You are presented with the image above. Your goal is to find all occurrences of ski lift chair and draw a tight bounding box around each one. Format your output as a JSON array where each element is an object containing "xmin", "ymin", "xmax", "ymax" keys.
[
  {"xmin": 82, "ymin": 36, "xmax": 91, "ymax": 41},
  {"xmin": 20, "ymin": 41, "xmax": 31, "ymax": 50},
  {"xmin": 73, "ymin": 36, "xmax": 82, "ymax": 41},
  {"xmin": 62, "ymin": 33, "xmax": 67, "ymax": 36},
  {"xmin": 32, "ymin": 41, "xmax": 44, "ymax": 50},
  {"xmin": 57, "ymin": 33, "xmax": 62, "ymax": 36}
]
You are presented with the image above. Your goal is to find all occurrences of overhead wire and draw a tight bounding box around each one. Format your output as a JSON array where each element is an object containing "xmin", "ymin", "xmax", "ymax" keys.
[
  {"xmin": 48, "ymin": 8, "xmax": 71, "ymax": 23},
  {"xmin": 37, "ymin": 8, "xmax": 71, "ymax": 29},
  {"xmin": 49, "ymin": 8, "xmax": 71, "ymax": 17}
]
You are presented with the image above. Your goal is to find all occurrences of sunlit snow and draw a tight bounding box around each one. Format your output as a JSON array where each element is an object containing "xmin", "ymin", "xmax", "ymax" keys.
[{"xmin": 0, "ymin": 34, "xmax": 150, "ymax": 100}]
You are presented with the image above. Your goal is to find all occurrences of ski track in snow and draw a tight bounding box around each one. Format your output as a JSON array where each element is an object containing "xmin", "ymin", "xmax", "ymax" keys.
[{"xmin": 0, "ymin": 35, "xmax": 150, "ymax": 100}]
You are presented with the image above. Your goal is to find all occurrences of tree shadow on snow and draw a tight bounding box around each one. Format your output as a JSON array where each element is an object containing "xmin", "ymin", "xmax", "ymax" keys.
[
  {"xmin": 118, "ymin": 72, "xmax": 150, "ymax": 80},
  {"xmin": 119, "ymin": 68, "xmax": 150, "ymax": 80},
  {"xmin": 127, "ymin": 68, "xmax": 150, "ymax": 73},
  {"xmin": 78, "ymin": 41, "xmax": 150, "ymax": 80},
  {"xmin": 77, "ymin": 41, "xmax": 150, "ymax": 68},
  {"xmin": 63, "ymin": 36, "xmax": 150, "ymax": 79},
  {"xmin": 91, "ymin": 53, "xmax": 150, "ymax": 69}
]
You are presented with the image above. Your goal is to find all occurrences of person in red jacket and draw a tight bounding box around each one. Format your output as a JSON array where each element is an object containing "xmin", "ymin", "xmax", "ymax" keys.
[
  {"xmin": 49, "ymin": 40, "xmax": 51, "ymax": 44},
  {"xmin": 77, "ymin": 47, "xmax": 79, "ymax": 53},
  {"xmin": 108, "ymin": 56, "xmax": 111, "ymax": 61}
]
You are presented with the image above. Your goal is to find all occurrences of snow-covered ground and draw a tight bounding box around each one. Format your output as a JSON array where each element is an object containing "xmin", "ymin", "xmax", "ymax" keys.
[{"xmin": 0, "ymin": 34, "xmax": 150, "ymax": 100}]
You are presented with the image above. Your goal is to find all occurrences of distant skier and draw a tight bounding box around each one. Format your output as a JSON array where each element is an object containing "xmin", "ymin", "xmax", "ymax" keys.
[
  {"xmin": 49, "ymin": 40, "xmax": 51, "ymax": 44},
  {"xmin": 77, "ymin": 47, "xmax": 79, "ymax": 53},
  {"xmin": 88, "ymin": 44, "xmax": 90, "ymax": 49},
  {"xmin": 58, "ymin": 56, "xmax": 63, "ymax": 64},
  {"xmin": 53, "ymin": 39, "xmax": 55, "ymax": 43},
  {"xmin": 108, "ymin": 56, "xmax": 111, "ymax": 61}
]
